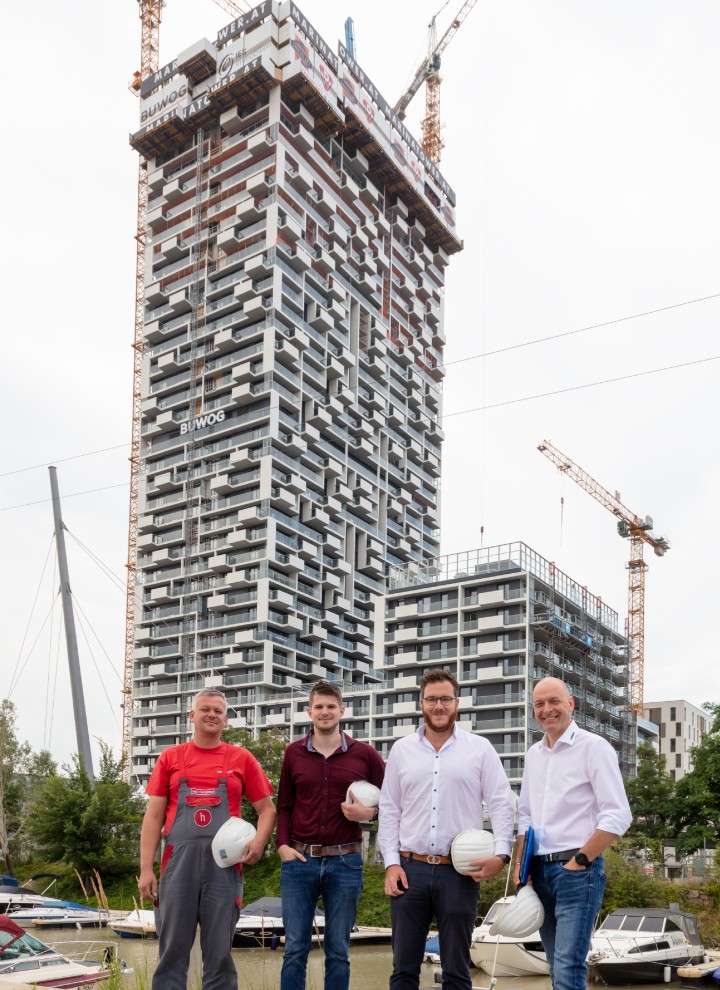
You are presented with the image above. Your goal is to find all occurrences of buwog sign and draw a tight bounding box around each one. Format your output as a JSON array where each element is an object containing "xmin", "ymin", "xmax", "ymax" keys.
[{"xmin": 179, "ymin": 410, "xmax": 226, "ymax": 435}]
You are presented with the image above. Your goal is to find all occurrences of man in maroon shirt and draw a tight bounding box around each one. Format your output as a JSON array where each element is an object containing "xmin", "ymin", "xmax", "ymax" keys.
[{"xmin": 277, "ymin": 680, "xmax": 385, "ymax": 990}]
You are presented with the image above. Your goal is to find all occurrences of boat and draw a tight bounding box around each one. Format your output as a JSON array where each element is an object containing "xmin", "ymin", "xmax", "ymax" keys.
[
  {"xmin": 229, "ymin": 897, "xmax": 392, "ymax": 950},
  {"xmin": 587, "ymin": 907, "xmax": 706, "ymax": 984},
  {"xmin": 678, "ymin": 954, "xmax": 720, "ymax": 988},
  {"xmin": 109, "ymin": 910, "xmax": 156, "ymax": 940},
  {"xmin": 0, "ymin": 877, "xmax": 67, "ymax": 916},
  {"xmin": 424, "ymin": 934, "xmax": 440, "ymax": 964},
  {"xmin": 348, "ymin": 926, "xmax": 393, "ymax": 945},
  {"xmin": 232, "ymin": 898, "xmax": 324, "ymax": 950},
  {"xmin": 8, "ymin": 906, "xmax": 110, "ymax": 931},
  {"xmin": 470, "ymin": 896, "xmax": 549, "ymax": 977},
  {"xmin": 0, "ymin": 914, "xmax": 114, "ymax": 988}
]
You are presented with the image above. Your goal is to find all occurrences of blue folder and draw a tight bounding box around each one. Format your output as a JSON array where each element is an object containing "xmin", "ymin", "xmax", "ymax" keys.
[{"xmin": 519, "ymin": 827, "xmax": 535, "ymax": 886}]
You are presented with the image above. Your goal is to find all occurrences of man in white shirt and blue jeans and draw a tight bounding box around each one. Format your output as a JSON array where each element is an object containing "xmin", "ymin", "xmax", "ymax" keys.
[
  {"xmin": 515, "ymin": 677, "xmax": 632, "ymax": 990},
  {"xmin": 378, "ymin": 668, "xmax": 515, "ymax": 990}
]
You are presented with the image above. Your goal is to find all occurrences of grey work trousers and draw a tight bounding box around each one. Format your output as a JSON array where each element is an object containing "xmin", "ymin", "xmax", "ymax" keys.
[{"xmin": 153, "ymin": 840, "xmax": 243, "ymax": 990}]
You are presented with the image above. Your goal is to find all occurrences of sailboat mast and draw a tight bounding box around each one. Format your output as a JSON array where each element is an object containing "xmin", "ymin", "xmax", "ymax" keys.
[{"xmin": 48, "ymin": 466, "xmax": 95, "ymax": 780}]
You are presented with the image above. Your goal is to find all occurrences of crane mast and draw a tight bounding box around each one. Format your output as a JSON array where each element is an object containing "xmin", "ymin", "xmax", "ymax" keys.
[
  {"xmin": 122, "ymin": 0, "xmax": 244, "ymax": 779},
  {"xmin": 537, "ymin": 440, "xmax": 669, "ymax": 718},
  {"xmin": 394, "ymin": 0, "xmax": 478, "ymax": 164}
]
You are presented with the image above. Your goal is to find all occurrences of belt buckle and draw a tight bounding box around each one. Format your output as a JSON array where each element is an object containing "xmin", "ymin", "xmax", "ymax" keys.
[
  {"xmin": 427, "ymin": 855, "xmax": 442, "ymax": 865},
  {"xmin": 309, "ymin": 844, "xmax": 323, "ymax": 857}
]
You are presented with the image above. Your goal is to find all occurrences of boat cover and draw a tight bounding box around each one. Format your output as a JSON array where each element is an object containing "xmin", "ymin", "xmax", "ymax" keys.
[
  {"xmin": 0, "ymin": 916, "xmax": 25, "ymax": 941},
  {"xmin": 599, "ymin": 908, "xmax": 703, "ymax": 947}
]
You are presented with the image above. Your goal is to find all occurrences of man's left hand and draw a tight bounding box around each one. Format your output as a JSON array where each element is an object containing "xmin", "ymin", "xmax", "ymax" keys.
[
  {"xmin": 465, "ymin": 855, "xmax": 508, "ymax": 882},
  {"xmin": 341, "ymin": 790, "xmax": 376, "ymax": 822},
  {"xmin": 240, "ymin": 837, "xmax": 266, "ymax": 866}
]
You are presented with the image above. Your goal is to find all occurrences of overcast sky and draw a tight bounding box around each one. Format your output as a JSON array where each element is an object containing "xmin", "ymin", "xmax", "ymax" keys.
[{"xmin": 3, "ymin": 0, "xmax": 718, "ymax": 768}]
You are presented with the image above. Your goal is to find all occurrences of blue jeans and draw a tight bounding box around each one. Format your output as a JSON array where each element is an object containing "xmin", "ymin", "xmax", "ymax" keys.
[
  {"xmin": 280, "ymin": 852, "xmax": 364, "ymax": 990},
  {"xmin": 531, "ymin": 856, "xmax": 607, "ymax": 990},
  {"xmin": 389, "ymin": 857, "xmax": 479, "ymax": 990}
]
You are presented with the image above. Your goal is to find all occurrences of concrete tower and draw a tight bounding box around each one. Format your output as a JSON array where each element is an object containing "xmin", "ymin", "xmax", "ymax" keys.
[{"xmin": 129, "ymin": 2, "xmax": 460, "ymax": 781}]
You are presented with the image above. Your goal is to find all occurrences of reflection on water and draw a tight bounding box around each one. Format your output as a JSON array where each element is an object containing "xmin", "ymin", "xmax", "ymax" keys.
[{"xmin": 48, "ymin": 928, "xmax": 673, "ymax": 990}]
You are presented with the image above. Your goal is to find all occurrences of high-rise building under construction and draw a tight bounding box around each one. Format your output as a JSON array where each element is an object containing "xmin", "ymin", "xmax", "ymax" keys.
[{"xmin": 129, "ymin": 2, "xmax": 461, "ymax": 781}]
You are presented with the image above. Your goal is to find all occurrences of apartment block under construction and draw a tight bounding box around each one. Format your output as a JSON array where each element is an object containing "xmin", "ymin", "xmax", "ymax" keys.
[
  {"xmin": 129, "ymin": 2, "xmax": 460, "ymax": 781},
  {"xmin": 253, "ymin": 543, "xmax": 631, "ymax": 786}
]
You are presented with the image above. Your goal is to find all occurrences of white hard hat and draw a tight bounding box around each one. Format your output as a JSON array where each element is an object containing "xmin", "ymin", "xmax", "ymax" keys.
[
  {"xmin": 345, "ymin": 781, "xmax": 381, "ymax": 807},
  {"xmin": 450, "ymin": 829, "xmax": 496, "ymax": 875},
  {"xmin": 488, "ymin": 885, "xmax": 545, "ymax": 938},
  {"xmin": 211, "ymin": 817, "xmax": 256, "ymax": 868}
]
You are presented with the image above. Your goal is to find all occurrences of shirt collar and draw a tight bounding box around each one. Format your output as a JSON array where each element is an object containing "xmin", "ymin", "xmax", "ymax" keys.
[
  {"xmin": 417, "ymin": 723, "xmax": 459, "ymax": 744},
  {"xmin": 307, "ymin": 730, "xmax": 349, "ymax": 753},
  {"xmin": 539, "ymin": 720, "xmax": 577, "ymax": 750}
]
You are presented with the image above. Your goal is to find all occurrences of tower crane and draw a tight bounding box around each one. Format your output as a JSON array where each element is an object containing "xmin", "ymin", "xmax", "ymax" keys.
[
  {"xmin": 537, "ymin": 440, "xmax": 670, "ymax": 719},
  {"xmin": 394, "ymin": 0, "xmax": 478, "ymax": 165},
  {"xmin": 122, "ymin": 0, "xmax": 245, "ymax": 779}
]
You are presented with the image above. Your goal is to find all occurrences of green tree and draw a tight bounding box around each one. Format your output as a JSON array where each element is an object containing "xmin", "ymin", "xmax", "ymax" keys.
[
  {"xmin": 26, "ymin": 741, "xmax": 144, "ymax": 878},
  {"xmin": 625, "ymin": 740, "xmax": 675, "ymax": 874},
  {"xmin": 0, "ymin": 699, "xmax": 28, "ymax": 875},
  {"xmin": 0, "ymin": 699, "xmax": 56, "ymax": 875},
  {"xmin": 673, "ymin": 702, "xmax": 720, "ymax": 858},
  {"xmin": 222, "ymin": 725, "xmax": 286, "ymax": 827}
]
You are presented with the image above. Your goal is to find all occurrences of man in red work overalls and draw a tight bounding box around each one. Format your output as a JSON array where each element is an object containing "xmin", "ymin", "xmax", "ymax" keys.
[{"xmin": 139, "ymin": 690, "xmax": 275, "ymax": 990}]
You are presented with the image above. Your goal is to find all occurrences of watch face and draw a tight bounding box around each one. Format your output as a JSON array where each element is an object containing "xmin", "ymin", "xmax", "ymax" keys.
[{"xmin": 574, "ymin": 853, "xmax": 590, "ymax": 867}]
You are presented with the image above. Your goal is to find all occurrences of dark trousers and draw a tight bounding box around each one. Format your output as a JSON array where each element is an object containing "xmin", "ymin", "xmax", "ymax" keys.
[{"xmin": 389, "ymin": 857, "xmax": 479, "ymax": 990}]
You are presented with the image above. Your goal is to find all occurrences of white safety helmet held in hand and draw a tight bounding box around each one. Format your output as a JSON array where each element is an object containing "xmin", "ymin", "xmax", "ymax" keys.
[
  {"xmin": 345, "ymin": 780, "xmax": 381, "ymax": 807},
  {"xmin": 211, "ymin": 817, "xmax": 256, "ymax": 868},
  {"xmin": 450, "ymin": 829, "xmax": 496, "ymax": 875},
  {"xmin": 345, "ymin": 781, "xmax": 381, "ymax": 823},
  {"xmin": 488, "ymin": 885, "xmax": 545, "ymax": 938}
]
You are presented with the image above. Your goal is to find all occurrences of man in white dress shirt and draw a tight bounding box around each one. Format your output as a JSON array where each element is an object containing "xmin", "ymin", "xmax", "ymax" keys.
[
  {"xmin": 515, "ymin": 677, "xmax": 632, "ymax": 990},
  {"xmin": 378, "ymin": 668, "xmax": 515, "ymax": 990}
]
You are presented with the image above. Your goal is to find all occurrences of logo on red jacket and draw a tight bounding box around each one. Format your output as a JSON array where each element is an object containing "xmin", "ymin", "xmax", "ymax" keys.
[{"xmin": 194, "ymin": 809, "xmax": 212, "ymax": 828}]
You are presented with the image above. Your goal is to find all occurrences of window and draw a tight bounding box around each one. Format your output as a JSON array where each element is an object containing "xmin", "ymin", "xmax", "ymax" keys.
[
  {"xmin": 670, "ymin": 739, "xmax": 676, "ymax": 752},
  {"xmin": 675, "ymin": 722, "xmax": 681, "ymax": 736},
  {"xmin": 675, "ymin": 754, "xmax": 682, "ymax": 768},
  {"xmin": 670, "ymin": 706, "xmax": 676, "ymax": 721}
]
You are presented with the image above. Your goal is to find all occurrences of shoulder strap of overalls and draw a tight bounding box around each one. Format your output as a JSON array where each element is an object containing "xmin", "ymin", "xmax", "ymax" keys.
[
  {"xmin": 176, "ymin": 741, "xmax": 193, "ymax": 782},
  {"xmin": 219, "ymin": 741, "xmax": 231, "ymax": 781}
]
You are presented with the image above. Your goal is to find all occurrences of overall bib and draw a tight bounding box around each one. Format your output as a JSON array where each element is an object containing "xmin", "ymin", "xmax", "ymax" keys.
[{"xmin": 153, "ymin": 743, "xmax": 243, "ymax": 990}]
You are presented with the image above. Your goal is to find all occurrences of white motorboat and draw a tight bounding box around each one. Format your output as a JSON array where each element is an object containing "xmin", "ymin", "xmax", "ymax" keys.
[
  {"xmin": 8, "ymin": 905, "xmax": 110, "ymax": 931},
  {"xmin": 109, "ymin": 910, "xmax": 156, "ymax": 940},
  {"xmin": 0, "ymin": 914, "xmax": 114, "ymax": 988},
  {"xmin": 232, "ymin": 897, "xmax": 324, "ymax": 949},
  {"xmin": 587, "ymin": 907, "xmax": 706, "ymax": 984},
  {"xmin": 0, "ymin": 877, "xmax": 66, "ymax": 916},
  {"xmin": 470, "ymin": 896, "xmax": 549, "ymax": 977}
]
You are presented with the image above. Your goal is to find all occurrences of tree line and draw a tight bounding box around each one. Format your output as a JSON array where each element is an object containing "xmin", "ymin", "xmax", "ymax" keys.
[{"xmin": 1, "ymin": 699, "xmax": 719, "ymax": 888}]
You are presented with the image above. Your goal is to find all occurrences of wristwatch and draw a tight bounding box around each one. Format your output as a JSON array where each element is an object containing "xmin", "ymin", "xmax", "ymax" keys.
[
  {"xmin": 497, "ymin": 854, "xmax": 511, "ymax": 864},
  {"xmin": 573, "ymin": 852, "xmax": 591, "ymax": 869}
]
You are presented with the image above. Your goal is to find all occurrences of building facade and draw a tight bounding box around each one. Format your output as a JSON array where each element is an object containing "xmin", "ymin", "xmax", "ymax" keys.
[
  {"xmin": 129, "ymin": 2, "xmax": 460, "ymax": 783},
  {"xmin": 285, "ymin": 542, "xmax": 631, "ymax": 787},
  {"xmin": 644, "ymin": 699, "xmax": 709, "ymax": 781}
]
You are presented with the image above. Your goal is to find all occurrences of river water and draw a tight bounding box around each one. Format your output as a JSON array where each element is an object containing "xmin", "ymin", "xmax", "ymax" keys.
[{"xmin": 49, "ymin": 927, "xmax": 674, "ymax": 990}]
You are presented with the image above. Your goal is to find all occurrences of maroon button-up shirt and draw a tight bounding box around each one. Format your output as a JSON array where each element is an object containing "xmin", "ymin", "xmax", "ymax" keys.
[{"xmin": 276, "ymin": 731, "xmax": 385, "ymax": 848}]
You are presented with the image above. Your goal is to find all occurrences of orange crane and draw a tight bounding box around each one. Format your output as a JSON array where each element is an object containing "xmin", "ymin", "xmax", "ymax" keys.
[
  {"xmin": 394, "ymin": 0, "xmax": 479, "ymax": 164},
  {"xmin": 537, "ymin": 440, "xmax": 670, "ymax": 718},
  {"xmin": 122, "ymin": 0, "xmax": 245, "ymax": 778}
]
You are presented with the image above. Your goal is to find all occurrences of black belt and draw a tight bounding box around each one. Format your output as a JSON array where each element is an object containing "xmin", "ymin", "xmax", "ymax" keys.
[
  {"xmin": 537, "ymin": 848, "xmax": 580, "ymax": 863},
  {"xmin": 291, "ymin": 840, "xmax": 362, "ymax": 858}
]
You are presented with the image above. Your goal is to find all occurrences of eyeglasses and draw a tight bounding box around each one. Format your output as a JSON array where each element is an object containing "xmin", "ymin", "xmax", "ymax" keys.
[{"xmin": 422, "ymin": 696, "xmax": 457, "ymax": 707}]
